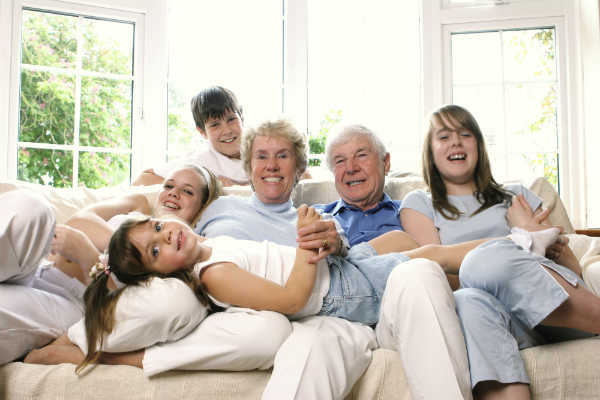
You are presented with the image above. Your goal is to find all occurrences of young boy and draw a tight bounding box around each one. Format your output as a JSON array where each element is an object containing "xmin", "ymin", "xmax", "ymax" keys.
[{"xmin": 134, "ymin": 86, "xmax": 249, "ymax": 187}]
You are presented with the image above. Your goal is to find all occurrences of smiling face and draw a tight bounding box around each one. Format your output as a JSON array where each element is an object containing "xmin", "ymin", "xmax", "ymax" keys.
[
  {"xmin": 156, "ymin": 167, "xmax": 206, "ymax": 224},
  {"xmin": 250, "ymin": 135, "xmax": 298, "ymax": 204},
  {"xmin": 128, "ymin": 218, "xmax": 205, "ymax": 275},
  {"xmin": 199, "ymin": 109, "xmax": 243, "ymax": 159},
  {"xmin": 430, "ymin": 113, "xmax": 478, "ymax": 193},
  {"xmin": 331, "ymin": 135, "xmax": 390, "ymax": 210}
]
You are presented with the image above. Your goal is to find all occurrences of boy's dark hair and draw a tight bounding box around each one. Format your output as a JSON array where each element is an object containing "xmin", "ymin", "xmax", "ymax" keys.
[{"xmin": 190, "ymin": 86, "xmax": 244, "ymax": 131}]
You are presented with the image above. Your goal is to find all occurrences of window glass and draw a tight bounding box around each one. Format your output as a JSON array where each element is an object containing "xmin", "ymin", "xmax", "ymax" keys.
[
  {"xmin": 18, "ymin": 8, "xmax": 134, "ymax": 188},
  {"xmin": 451, "ymin": 27, "xmax": 559, "ymax": 188},
  {"xmin": 166, "ymin": 0, "xmax": 283, "ymax": 161},
  {"xmin": 306, "ymin": 0, "xmax": 422, "ymax": 174}
]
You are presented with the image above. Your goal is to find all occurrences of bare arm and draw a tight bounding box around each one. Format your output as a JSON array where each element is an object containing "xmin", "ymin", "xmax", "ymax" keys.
[
  {"xmin": 132, "ymin": 169, "xmax": 166, "ymax": 186},
  {"xmin": 401, "ymin": 238, "xmax": 490, "ymax": 274},
  {"xmin": 202, "ymin": 205, "xmax": 320, "ymax": 315},
  {"xmin": 400, "ymin": 208, "xmax": 441, "ymax": 245},
  {"xmin": 25, "ymin": 334, "xmax": 144, "ymax": 368},
  {"xmin": 65, "ymin": 193, "xmax": 152, "ymax": 251}
]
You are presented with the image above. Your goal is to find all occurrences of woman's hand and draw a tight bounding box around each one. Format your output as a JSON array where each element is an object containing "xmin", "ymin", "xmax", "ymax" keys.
[
  {"xmin": 51, "ymin": 224, "xmax": 100, "ymax": 269},
  {"xmin": 296, "ymin": 206, "xmax": 341, "ymax": 263}
]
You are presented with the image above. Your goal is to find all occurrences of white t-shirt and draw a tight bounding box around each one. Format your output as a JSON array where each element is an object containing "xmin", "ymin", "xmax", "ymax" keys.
[
  {"xmin": 153, "ymin": 144, "xmax": 248, "ymax": 184},
  {"xmin": 195, "ymin": 236, "xmax": 330, "ymax": 320}
]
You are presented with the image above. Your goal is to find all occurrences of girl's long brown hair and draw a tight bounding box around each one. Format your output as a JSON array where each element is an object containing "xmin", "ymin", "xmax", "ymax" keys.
[
  {"xmin": 422, "ymin": 104, "xmax": 514, "ymax": 220},
  {"xmin": 76, "ymin": 217, "xmax": 217, "ymax": 374}
]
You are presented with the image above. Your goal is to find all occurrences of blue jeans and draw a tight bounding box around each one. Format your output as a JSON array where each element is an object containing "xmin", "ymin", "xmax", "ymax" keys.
[
  {"xmin": 318, "ymin": 242, "xmax": 409, "ymax": 325},
  {"xmin": 455, "ymin": 239, "xmax": 594, "ymax": 387}
]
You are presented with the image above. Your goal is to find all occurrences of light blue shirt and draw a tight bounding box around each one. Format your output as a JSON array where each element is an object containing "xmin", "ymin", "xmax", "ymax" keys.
[
  {"xmin": 400, "ymin": 184, "xmax": 542, "ymax": 245},
  {"xmin": 195, "ymin": 194, "xmax": 299, "ymax": 245}
]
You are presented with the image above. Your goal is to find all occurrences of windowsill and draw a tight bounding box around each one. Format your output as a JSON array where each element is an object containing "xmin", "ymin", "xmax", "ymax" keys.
[{"xmin": 575, "ymin": 229, "xmax": 600, "ymax": 237}]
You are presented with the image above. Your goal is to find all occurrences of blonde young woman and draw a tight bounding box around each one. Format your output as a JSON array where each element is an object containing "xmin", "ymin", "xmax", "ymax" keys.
[
  {"xmin": 400, "ymin": 104, "xmax": 600, "ymax": 400},
  {"xmin": 1, "ymin": 165, "xmax": 220, "ymax": 364}
]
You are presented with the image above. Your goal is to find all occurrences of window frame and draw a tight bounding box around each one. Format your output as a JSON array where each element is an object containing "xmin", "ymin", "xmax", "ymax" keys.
[
  {"xmin": 424, "ymin": 0, "xmax": 587, "ymax": 227},
  {"xmin": 1, "ymin": 0, "xmax": 167, "ymax": 185}
]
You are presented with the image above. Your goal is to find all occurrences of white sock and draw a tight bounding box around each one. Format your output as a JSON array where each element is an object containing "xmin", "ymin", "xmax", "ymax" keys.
[{"xmin": 509, "ymin": 227, "xmax": 560, "ymax": 256}]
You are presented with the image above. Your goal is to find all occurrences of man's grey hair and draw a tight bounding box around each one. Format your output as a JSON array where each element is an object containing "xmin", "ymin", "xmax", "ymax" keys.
[{"xmin": 325, "ymin": 124, "xmax": 388, "ymax": 171}]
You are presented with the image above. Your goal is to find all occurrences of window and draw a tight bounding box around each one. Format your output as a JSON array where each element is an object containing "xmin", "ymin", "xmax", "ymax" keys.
[
  {"xmin": 165, "ymin": 0, "xmax": 423, "ymax": 176},
  {"xmin": 166, "ymin": 0, "xmax": 283, "ymax": 161},
  {"xmin": 15, "ymin": 6, "xmax": 139, "ymax": 188},
  {"xmin": 449, "ymin": 25, "xmax": 560, "ymax": 188},
  {"xmin": 305, "ymin": 0, "xmax": 422, "ymax": 172}
]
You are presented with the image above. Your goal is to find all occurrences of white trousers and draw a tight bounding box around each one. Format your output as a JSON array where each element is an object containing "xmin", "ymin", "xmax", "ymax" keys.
[
  {"xmin": 0, "ymin": 190, "xmax": 54, "ymax": 283},
  {"xmin": 143, "ymin": 310, "xmax": 375, "ymax": 400},
  {"xmin": 0, "ymin": 190, "xmax": 84, "ymax": 364},
  {"xmin": 263, "ymin": 316, "xmax": 376, "ymax": 400},
  {"xmin": 376, "ymin": 258, "xmax": 472, "ymax": 400}
]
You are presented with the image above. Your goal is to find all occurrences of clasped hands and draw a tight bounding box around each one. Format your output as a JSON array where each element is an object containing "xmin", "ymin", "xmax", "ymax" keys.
[{"xmin": 296, "ymin": 205, "xmax": 342, "ymax": 264}]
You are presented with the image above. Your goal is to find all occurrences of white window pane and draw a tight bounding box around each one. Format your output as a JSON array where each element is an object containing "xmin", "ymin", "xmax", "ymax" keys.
[
  {"xmin": 22, "ymin": 10, "xmax": 77, "ymax": 69},
  {"xmin": 504, "ymin": 83, "xmax": 557, "ymax": 152},
  {"xmin": 452, "ymin": 32, "xmax": 502, "ymax": 85},
  {"xmin": 81, "ymin": 77, "xmax": 132, "ymax": 148},
  {"xmin": 20, "ymin": 69, "xmax": 75, "ymax": 145},
  {"xmin": 503, "ymin": 29, "xmax": 556, "ymax": 82},
  {"xmin": 307, "ymin": 0, "xmax": 421, "ymax": 173},
  {"xmin": 79, "ymin": 151, "xmax": 130, "ymax": 188},
  {"xmin": 82, "ymin": 18, "xmax": 134, "ymax": 75},
  {"xmin": 451, "ymin": 27, "xmax": 559, "ymax": 188},
  {"xmin": 167, "ymin": 0, "xmax": 283, "ymax": 160},
  {"xmin": 18, "ymin": 147, "xmax": 72, "ymax": 187}
]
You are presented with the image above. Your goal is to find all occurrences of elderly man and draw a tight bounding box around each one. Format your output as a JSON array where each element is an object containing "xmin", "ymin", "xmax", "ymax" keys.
[
  {"xmin": 312, "ymin": 124, "xmax": 401, "ymax": 246},
  {"xmin": 309, "ymin": 124, "xmax": 473, "ymax": 400}
]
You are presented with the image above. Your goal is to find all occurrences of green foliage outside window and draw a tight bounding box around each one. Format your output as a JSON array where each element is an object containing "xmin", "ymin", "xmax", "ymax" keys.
[
  {"xmin": 18, "ymin": 10, "xmax": 132, "ymax": 188},
  {"xmin": 308, "ymin": 109, "xmax": 342, "ymax": 167}
]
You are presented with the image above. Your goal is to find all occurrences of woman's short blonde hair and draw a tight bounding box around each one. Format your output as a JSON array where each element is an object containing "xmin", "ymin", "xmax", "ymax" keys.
[{"xmin": 241, "ymin": 118, "xmax": 308, "ymax": 182}]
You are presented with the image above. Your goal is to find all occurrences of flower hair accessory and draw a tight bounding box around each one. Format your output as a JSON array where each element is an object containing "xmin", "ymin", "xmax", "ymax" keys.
[{"xmin": 89, "ymin": 253, "xmax": 111, "ymax": 280}]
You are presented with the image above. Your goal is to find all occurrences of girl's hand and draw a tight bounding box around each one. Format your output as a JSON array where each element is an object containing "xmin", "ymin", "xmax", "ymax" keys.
[
  {"xmin": 296, "ymin": 205, "xmax": 340, "ymax": 263},
  {"xmin": 507, "ymin": 194, "xmax": 556, "ymax": 232},
  {"xmin": 52, "ymin": 225, "xmax": 89, "ymax": 262},
  {"xmin": 51, "ymin": 224, "xmax": 99, "ymax": 270},
  {"xmin": 297, "ymin": 204, "xmax": 322, "ymax": 229},
  {"xmin": 24, "ymin": 334, "xmax": 85, "ymax": 365},
  {"xmin": 546, "ymin": 236, "xmax": 582, "ymax": 277}
]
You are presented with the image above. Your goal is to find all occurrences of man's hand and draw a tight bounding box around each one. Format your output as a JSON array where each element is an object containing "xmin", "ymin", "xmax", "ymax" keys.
[{"xmin": 297, "ymin": 206, "xmax": 341, "ymax": 263}]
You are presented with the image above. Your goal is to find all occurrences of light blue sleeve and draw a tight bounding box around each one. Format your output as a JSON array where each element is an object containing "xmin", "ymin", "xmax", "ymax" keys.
[
  {"xmin": 505, "ymin": 184, "xmax": 543, "ymax": 213},
  {"xmin": 399, "ymin": 189, "xmax": 435, "ymax": 220}
]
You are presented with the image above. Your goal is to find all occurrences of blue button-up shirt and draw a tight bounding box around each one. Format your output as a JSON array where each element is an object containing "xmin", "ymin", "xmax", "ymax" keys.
[{"xmin": 314, "ymin": 193, "xmax": 403, "ymax": 247}]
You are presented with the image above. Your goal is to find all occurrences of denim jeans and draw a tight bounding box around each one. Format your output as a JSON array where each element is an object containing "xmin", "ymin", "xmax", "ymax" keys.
[{"xmin": 318, "ymin": 242, "xmax": 409, "ymax": 325}]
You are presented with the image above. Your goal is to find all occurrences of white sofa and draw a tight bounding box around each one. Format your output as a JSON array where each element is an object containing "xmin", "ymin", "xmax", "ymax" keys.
[{"xmin": 1, "ymin": 175, "xmax": 600, "ymax": 400}]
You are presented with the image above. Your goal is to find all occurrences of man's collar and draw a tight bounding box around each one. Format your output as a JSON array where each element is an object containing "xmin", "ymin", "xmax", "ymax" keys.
[{"xmin": 333, "ymin": 193, "xmax": 396, "ymax": 214}]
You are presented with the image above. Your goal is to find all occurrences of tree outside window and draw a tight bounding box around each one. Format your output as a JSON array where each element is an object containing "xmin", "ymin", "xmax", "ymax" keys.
[{"xmin": 18, "ymin": 9, "xmax": 134, "ymax": 188}]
